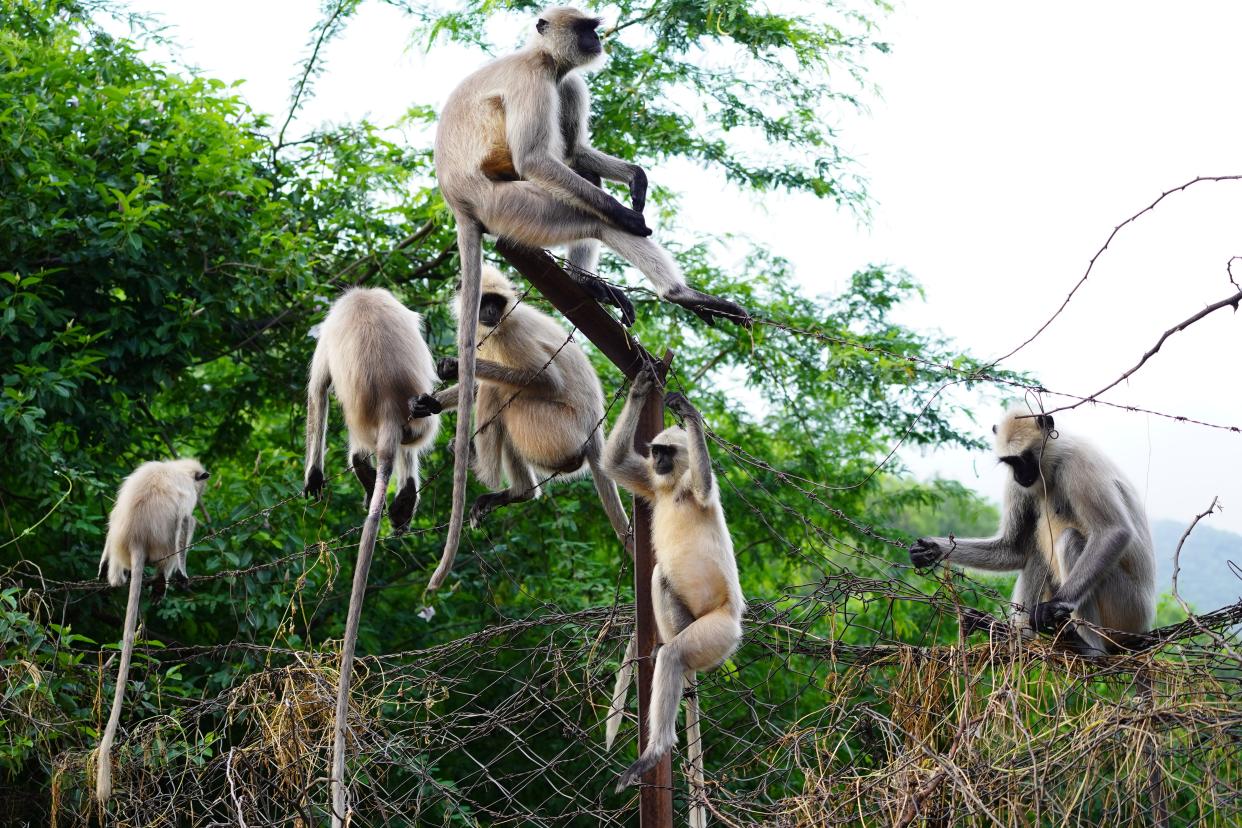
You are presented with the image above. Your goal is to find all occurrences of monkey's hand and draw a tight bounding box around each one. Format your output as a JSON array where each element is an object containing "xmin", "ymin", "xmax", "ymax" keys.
[
  {"xmin": 436, "ymin": 357, "xmax": 459, "ymax": 382},
  {"xmin": 629, "ymin": 364, "xmax": 659, "ymax": 400},
  {"xmin": 908, "ymin": 538, "xmax": 947, "ymax": 569},
  {"xmin": 628, "ymin": 165, "xmax": 648, "ymax": 214},
  {"xmin": 409, "ymin": 393, "xmax": 443, "ymax": 419},
  {"xmin": 1031, "ymin": 600, "xmax": 1074, "ymax": 635},
  {"xmin": 610, "ymin": 204, "xmax": 652, "ymax": 238},
  {"xmin": 664, "ymin": 391, "xmax": 701, "ymax": 422},
  {"xmin": 304, "ymin": 467, "xmax": 325, "ymax": 500}
]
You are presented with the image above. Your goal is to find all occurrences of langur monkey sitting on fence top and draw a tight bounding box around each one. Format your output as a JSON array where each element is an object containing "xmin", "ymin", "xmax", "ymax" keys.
[
  {"xmin": 908, "ymin": 410, "xmax": 1156, "ymax": 655},
  {"xmin": 602, "ymin": 368, "xmax": 744, "ymax": 825},
  {"xmin": 301, "ymin": 287, "xmax": 439, "ymax": 827},
  {"xmin": 412, "ymin": 266, "xmax": 632, "ymax": 584},
  {"xmin": 432, "ymin": 5, "xmax": 750, "ymax": 589},
  {"xmin": 95, "ymin": 458, "xmax": 210, "ymax": 802}
]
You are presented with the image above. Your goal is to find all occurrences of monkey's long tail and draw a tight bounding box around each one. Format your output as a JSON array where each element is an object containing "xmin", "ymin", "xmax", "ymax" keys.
[
  {"xmin": 428, "ymin": 217, "xmax": 483, "ymax": 591},
  {"xmin": 331, "ymin": 423, "xmax": 397, "ymax": 828},
  {"xmin": 95, "ymin": 546, "xmax": 145, "ymax": 802},
  {"xmin": 604, "ymin": 631, "xmax": 637, "ymax": 750},
  {"xmin": 588, "ymin": 447, "xmax": 633, "ymax": 558},
  {"xmin": 685, "ymin": 672, "xmax": 707, "ymax": 828}
]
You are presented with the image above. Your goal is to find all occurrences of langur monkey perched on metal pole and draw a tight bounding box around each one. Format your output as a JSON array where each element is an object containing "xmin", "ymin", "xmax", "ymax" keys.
[
  {"xmin": 431, "ymin": 5, "xmax": 750, "ymax": 591},
  {"xmin": 603, "ymin": 368, "xmax": 744, "ymax": 826},
  {"xmin": 301, "ymin": 287, "xmax": 440, "ymax": 827},
  {"xmin": 411, "ymin": 266, "xmax": 632, "ymax": 573},
  {"xmin": 908, "ymin": 409, "xmax": 1156, "ymax": 655},
  {"xmin": 94, "ymin": 458, "xmax": 210, "ymax": 802}
]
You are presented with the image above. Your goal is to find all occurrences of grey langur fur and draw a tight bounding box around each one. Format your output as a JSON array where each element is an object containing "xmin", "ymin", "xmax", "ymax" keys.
[
  {"xmin": 908, "ymin": 409, "xmax": 1156, "ymax": 655},
  {"xmin": 95, "ymin": 458, "xmax": 210, "ymax": 802},
  {"xmin": 431, "ymin": 5, "xmax": 750, "ymax": 590},
  {"xmin": 301, "ymin": 287, "xmax": 440, "ymax": 827},
  {"xmin": 413, "ymin": 266, "xmax": 632, "ymax": 582},
  {"xmin": 602, "ymin": 367, "xmax": 744, "ymax": 827}
]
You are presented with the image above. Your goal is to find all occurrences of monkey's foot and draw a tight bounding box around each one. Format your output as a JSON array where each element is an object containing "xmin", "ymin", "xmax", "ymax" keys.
[
  {"xmin": 409, "ymin": 393, "xmax": 443, "ymax": 420},
  {"xmin": 390, "ymin": 483, "xmax": 419, "ymax": 534},
  {"xmin": 468, "ymin": 493, "xmax": 510, "ymax": 528},
  {"xmin": 304, "ymin": 467, "xmax": 325, "ymax": 500},
  {"xmin": 151, "ymin": 573, "xmax": 168, "ymax": 605},
  {"xmin": 567, "ymin": 268, "xmax": 636, "ymax": 326},
  {"xmin": 171, "ymin": 571, "xmax": 190, "ymax": 592},
  {"xmin": 664, "ymin": 286, "xmax": 751, "ymax": 328},
  {"xmin": 1031, "ymin": 600, "xmax": 1074, "ymax": 635},
  {"xmin": 959, "ymin": 607, "xmax": 1002, "ymax": 638},
  {"xmin": 615, "ymin": 752, "xmax": 661, "ymax": 793}
]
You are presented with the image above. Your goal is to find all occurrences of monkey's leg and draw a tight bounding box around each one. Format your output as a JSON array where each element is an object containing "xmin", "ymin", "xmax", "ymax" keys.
[
  {"xmin": 1011, "ymin": 552, "xmax": 1053, "ymax": 640},
  {"xmin": 389, "ymin": 443, "xmax": 421, "ymax": 534},
  {"xmin": 616, "ymin": 606, "xmax": 738, "ymax": 791},
  {"xmin": 1057, "ymin": 529, "xmax": 1110, "ymax": 655},
  {"xmin": 597, "ymin": 226, "xmax": 749, "ymax": 327},
  {"xmin": 469, "ymin": 439, "xmax": 539, "ymax": 527},
  {"xmin": 304, "ymin": 352, "xmax": 331, "ymax": 497},
  {"xmin": 478, "ymin": 183, "xmax": 635, "ymax": 319},
  {"xmin": 332, "ymin": 425, "xmax": 398, "ymax": 827},
  {"xmin": 684, "ymin": 672, "xmax": 708, "ymax": 828},
  {"xmin": 349, "ymin": 439, "xmax": 378, "ymax": 511}
]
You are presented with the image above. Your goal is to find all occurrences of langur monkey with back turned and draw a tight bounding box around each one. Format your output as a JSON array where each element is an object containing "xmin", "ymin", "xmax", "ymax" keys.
[
  {"xmin": 602, "ymin": 368, "xmax": 744, "ymax": 826},
  {"xmin": 95, "ymin": 458, "xmax": 210, "ymax": 802},
  {"xmin": 431, "ymin": 5, "xmax": 750, "ymax": 590},
  {"xmin": 302, "ymin": 287, "xmax": 440, "ymax": 827},
  {"xmin": 908, "ymin": 409, "xmax": 1156, "ymax": 655},
  {"xmin": 411, "ymin": 266, "xmax": 632, "ymax": 570}
]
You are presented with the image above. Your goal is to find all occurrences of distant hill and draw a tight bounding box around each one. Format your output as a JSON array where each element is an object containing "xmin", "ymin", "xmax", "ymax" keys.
[{"xmin": 1152, "ymin": 519, "xmax": 1242, "ymax": 613}]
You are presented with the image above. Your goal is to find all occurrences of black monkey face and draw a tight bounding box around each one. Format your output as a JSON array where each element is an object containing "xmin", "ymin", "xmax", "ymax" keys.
[
  {"xmin": 478, "ymin": 292, "xmax": 509, "ymax": 328},
  {"xmin": 575, "ymin": 17, "xmax": 603, "ymax": 57},
  {"xmin": 651, "ymin": 444, "xmax": 677, "ymax": 476},
  {"xmin": 999, "ymin": 449, "xmax": 1040, "ymax": 488}
]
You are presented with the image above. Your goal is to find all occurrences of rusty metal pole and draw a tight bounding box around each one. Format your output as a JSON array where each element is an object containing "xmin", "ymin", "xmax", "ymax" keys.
[
  {"xmin": 494, "ymin": 242, "xmax": 674, "ymax": 828},
  {"xmin": 634, "ymin": 354, "xmax": 674, "ymax": 827}
]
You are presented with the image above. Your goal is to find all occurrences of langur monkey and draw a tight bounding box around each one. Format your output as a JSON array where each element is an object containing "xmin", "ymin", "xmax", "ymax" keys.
[
  {"xmin": 602, "ymin": 368, "xmax": 744, "ymax": 826},
  {"xmin": 433, "ymin": 6, "xmax": 750, "ymax": 590},
  {"xmin": 413, "ymin": 266, "xmax": 631, "ymax": 586},
  {"xmin": 95, "ymin": 458, "xmax": 210, "ymax": 802},
  {"xmin": 301, "ymin": 287, "xmax": 439, "ymax": 827},
  {"xmin": 908, "ymin": 410, "xmax": 1156, "ymax": 655}
]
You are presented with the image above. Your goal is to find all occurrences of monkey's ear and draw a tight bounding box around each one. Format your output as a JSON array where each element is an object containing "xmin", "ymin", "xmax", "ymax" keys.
[
  {"xmin": 1036, "ymin": 414, "xmax": 1054, "ymax": 432},
  {"xmin": 536, "ymin": 18, "xmax": 549, "ymax": 34},
  {"xmin": 196, "ymin": 471, "xmax": 211, "ymax": 481},
  {"xmin": 991, "ymin": 424, "xmax": 998, "ymax": 435}
]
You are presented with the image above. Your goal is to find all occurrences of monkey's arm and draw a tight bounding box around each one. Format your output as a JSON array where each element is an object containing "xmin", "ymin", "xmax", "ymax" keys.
[
  {"xmin": 1050, "ymin": 481, "xmax": 1132, "ymax": 610},
  {"xmin": 473, "ymin": 358, "xmax": 562, "ymax": 395},
  {"xmin": 603, "ymin": 371, "xmax": 657, "ymax": 500},
  {"xmin": 665, "ymin": 392, "xmax": 715, "ymax": 505},
  {"xmin": 559, "ymin": 74, "xmax": 647, "ymax": 212},
  {"xmin": 435, "ymin": 356, "xmax": 563, "ymax": 396},
  {"xmin": 910, "ymin": 487, "xmax": 1038, "ymax": 571},
  {"xmin": 509, "ymin": 83, "xmax": 650, "ymax": 237}
]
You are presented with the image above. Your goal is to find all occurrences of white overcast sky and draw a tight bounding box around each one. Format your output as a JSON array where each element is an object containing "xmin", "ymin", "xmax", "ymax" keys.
[{"xmin": 133, "ymin": 1, "xmax": 1242, "ymax": 533}]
